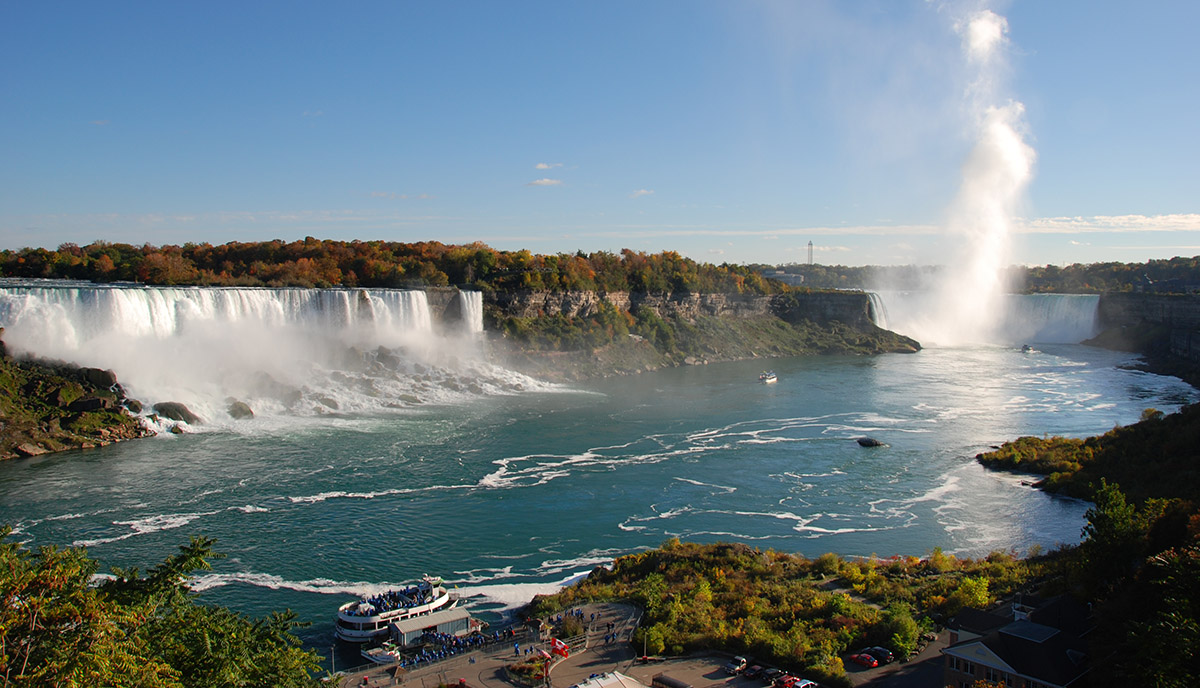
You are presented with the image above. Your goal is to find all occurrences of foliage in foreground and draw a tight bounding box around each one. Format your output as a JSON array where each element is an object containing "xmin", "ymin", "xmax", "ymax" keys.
[
  {"xmin": 0, "ymin": 530, "xmax": 322, "ymax": 688},
  {"xmin": 525, "ymin": 540, "xmax": 1035, "ymax": 686}
]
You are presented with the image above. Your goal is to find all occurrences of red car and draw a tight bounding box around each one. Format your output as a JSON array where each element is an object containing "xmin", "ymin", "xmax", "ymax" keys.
[{"xmin": 849, "ymin": 653, "xmax": 878, "ymax": 669}]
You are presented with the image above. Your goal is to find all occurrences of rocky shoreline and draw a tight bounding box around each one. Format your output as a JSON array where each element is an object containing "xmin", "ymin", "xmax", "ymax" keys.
[{"xmin": 0, "ymin": 329, "xmax": 152, "ymax": 460}]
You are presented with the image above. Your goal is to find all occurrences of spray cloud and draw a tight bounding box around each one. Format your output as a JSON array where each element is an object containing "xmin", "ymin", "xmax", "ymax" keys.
[{"xmin": 883, "ymin": 5, "xmax": 1036, "ymax": 346}]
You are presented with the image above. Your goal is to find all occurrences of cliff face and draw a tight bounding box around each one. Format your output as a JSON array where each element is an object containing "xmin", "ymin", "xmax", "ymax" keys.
[
  {"xmin": 1093, "ymin": 292, "xmax": 1200, "ymax": 384},
  {"xmin": 484, "ymin": 290, "xmax": 875, "ymax": 328},
  {"xmin": 483, "ymin": 289, "xmax": 916, "ymax": 381}
]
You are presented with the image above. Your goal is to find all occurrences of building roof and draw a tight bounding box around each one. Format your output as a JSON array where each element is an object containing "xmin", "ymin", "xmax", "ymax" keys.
[
  {"xmin": 944, "ymin": 619, "xmax": 1089, "ymax": 687},
  {"xmin": 389, "ymin": 607, "xmax": 472, "ymax": 635},
  {"xmin": 947, "ymin": 607, "xmax": 1011, "ymax": 635},
  {"xmin": 573, "ymin": 672, "xmax": 651, "ymax": 688}
]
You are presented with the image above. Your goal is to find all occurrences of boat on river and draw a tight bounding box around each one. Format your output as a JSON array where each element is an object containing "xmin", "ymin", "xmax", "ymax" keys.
[
  {"xmin": 759, "ymin": 370, "xmax": 777, "ymax": 384},
  {"xmin": 335, "ymin": 574, "xmax": 456, "ymax": 643}
]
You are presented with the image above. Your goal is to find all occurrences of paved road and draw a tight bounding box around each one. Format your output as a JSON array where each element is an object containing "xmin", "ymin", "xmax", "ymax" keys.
[{"xmin": 337, "ymin": 603, "xmax": 946, "ymax": 688}]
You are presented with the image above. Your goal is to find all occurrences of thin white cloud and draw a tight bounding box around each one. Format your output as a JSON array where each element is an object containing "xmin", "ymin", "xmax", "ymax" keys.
[
  {"xmin": 1019, "ymin": 214, "xmax": 1200, "ymax": 234},
  {"xmin": 90, "ymin": 120, "xmax": 110, "ymax": 126},
  {"xmin": 534, "ymin": 163, "xmax": 563, "ymax": 170},
  {"xmin": 527, "ymin": 178, "xmax": 563, "ymax": 187},
  {"xmin": 630, "ymin": 189, "xmax": 655, "ymax": 199},
  {"xmin": 302, "ymin": 110, "xmax": 324, "ymax": 117}
]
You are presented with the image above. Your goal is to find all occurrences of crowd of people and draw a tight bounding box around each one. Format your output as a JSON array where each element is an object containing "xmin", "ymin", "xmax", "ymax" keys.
[
  {"xmin": 393, "ymin": 627, "xmax": 526, "ymax": 669},
  {"xmin": 345, "ymin": 584, "xmax": 438, "ymax": 617}
]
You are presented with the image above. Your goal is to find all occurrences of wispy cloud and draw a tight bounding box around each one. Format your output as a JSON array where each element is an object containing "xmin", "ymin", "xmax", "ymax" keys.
[
  {"xmin": 1020, "ymin": 214, "xmax": 1200, "ymax": 234},
  {"xmin": 630, "ymin": 189, "xmax": 655, "ymax": 199},
  {"xmin": 302, "ymin": 110, "xmax": 324, "ymax": 117},
  {"xmin": 527, "ymin": 178, "xmax": 563, "ymax": 187},
  {"xmin": 90, "ymin": 120, "xmax": 110, "ymax": 126},
  {"xmin": 534, "ymin": 162, "xmax": 563, "ymax": 170}
]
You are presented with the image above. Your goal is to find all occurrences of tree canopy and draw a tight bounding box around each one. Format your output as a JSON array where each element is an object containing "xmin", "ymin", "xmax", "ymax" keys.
[
  {"xmin": 0, "ymin": 530, "xmax": 322, "ymax": 688},
  {"xmin": 0, "ymin": 240, "xmax": 786, "ymax": 295}
]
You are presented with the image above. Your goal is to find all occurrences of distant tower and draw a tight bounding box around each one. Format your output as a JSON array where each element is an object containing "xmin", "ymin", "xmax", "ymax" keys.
[{"xmin": 807, "ymin": 241, "xmax": 813, "ymax": 265}]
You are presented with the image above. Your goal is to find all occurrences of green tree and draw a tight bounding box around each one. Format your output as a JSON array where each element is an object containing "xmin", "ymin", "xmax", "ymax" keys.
[{"xmin": 0, "ymin": 529, "xmax": 322, "ymax": 688}]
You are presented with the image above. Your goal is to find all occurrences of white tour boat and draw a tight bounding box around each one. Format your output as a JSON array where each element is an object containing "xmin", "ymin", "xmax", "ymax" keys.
[{"xmin": 334, "ymin": 574, "xmax": 457, "ymax": 643}]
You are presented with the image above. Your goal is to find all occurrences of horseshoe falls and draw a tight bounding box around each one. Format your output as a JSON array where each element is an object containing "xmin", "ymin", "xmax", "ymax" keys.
[{"xmin": 872, "ymin": 292, "xmax": 1100, "ymax": 346}]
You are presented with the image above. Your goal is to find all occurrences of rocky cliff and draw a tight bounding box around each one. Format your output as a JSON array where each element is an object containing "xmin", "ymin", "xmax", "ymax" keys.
[
  {"xmin": 483, "ymin": 289, "xmax": 918, "ymax": 381},
  {"xmin": 1091, "ymin": 292, "xmax": 1200, "ymax": 384},
  {"xmin": 484, "ymin": 289, "xmax": 877, "ymax": 328}
]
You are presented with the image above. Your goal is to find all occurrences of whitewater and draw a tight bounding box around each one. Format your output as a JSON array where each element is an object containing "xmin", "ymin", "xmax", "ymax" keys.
[{"xmin": 0, "ymin": 285, "xmax": 1195, "ymax": 663}]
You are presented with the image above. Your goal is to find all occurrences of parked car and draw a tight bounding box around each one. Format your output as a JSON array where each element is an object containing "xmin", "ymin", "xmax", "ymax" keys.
[
  {"xmin": 724, "ymin": 656, "xmax": 748, "ymax": 675},
  {"xmin": 761, "ymin": 667, "xmax": 783, "ymax": 685},
  {"xmin": 849, "ymin": 653, "xmax": 879, "ymax": 668},
  {"xmin": 859, "ymin": 646, "xmax": 894, "ymax": 664},
  {"xmin": 743, "ymin": 665, "xmax": 764, "ymax": 679},
  {"xmin": 774, "ymin": 675, "xmax": 798, "ymax": 688},
  {"xmin": 791, "ymin": 681, "xmax": 817, "ymax": 688}
]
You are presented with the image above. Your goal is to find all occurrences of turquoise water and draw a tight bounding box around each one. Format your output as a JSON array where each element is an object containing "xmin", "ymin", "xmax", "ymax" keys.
[{"xmin": 0, "ymin": 343, "xmax": 1194, "ymax": 660}]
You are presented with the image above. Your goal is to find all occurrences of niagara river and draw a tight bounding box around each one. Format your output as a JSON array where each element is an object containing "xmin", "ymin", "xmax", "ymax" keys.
[{"xmin": 0, "ymin": 284, "xmax": 1195, "ymax": 663}]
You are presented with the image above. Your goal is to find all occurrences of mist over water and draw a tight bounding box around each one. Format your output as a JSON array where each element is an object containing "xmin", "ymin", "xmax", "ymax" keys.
[
  {"xmin": 883, "ymin": 7, "xmax": 1036, "ymax": 346},
  {"xmin": 0, "ymin": 283, "xmax": 534, "ymax": 427}
]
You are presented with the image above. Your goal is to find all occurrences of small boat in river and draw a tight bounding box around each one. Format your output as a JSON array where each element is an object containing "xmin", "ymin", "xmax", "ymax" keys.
[{"xmin": 759, "ymin": 370, "xmax": 777, "ymax": 384}]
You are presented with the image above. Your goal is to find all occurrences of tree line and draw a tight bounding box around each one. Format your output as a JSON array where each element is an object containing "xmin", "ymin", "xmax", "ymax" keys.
[
  {"xmin": 0, "ymin": 239, "xmax": 786, "ymax": 295},
  {"xmin": 756, "ymin": 256, "xmax": 1200, "ymax": 293}
]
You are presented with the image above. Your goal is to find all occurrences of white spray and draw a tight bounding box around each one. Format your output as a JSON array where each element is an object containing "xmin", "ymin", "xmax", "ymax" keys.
[{"xmin": 884, "ymin": 6, "xmax": 1036, "ymax": 346}]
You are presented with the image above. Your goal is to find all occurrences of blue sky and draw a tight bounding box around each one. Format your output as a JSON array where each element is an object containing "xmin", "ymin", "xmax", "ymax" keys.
[{"xmin": 1, "ymin": 1, "xmax": 1196, "ymax": 267}]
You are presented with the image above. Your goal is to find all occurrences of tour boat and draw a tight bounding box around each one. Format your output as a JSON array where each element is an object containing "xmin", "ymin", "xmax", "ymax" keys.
[
  {"xmin": 759, "ymin": 370, "xmax": 777, "ymax": 384},
  {"xmin": 335, "ymin": 574, "xmax": 456, "ymax": 643}
]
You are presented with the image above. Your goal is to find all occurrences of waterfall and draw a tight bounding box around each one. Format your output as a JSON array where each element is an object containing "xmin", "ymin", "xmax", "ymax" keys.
[
  {"xmin": 458, "ymin": 290, "xmax": 484, "ymax": 334},
  {"xmin": 0, "ymin": 283, "xmax": 434, "ymax": 349},
  {"xmin": 867, "ymin": 292, "xmax": 890, "ymax": 331},
  {"xmin": 872, "ymin": 291, "xmax": 1099, "ymax": 346},
  {"xmin": 0, "ymin": 281, "xmax": 537, "ymax": 425}
]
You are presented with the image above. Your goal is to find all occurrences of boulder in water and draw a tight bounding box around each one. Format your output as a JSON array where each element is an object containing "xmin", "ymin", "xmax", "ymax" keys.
[
  {"xmin": 152, "ymin": 402, "xmax": 202, "ymax": 424},
  {"xmin": 857, "ymin": 437, "xmax": 884, "ymax": 447},
  {"xmin": 124, "ymin": 398, "xmax": 143, "ymax": 414},
  {"xmin": 227, "ymin": 400, "xmax": 254, "ymax": 419}
]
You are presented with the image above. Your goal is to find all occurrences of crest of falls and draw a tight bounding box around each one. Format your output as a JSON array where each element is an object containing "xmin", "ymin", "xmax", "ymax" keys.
[
  {"xmin": 0, "ymin": 282, "xmax": 539, "ymax": 428},
  {"xmin": 870, "ymin": 291, "xmax": 1099, "ymax": 346}
]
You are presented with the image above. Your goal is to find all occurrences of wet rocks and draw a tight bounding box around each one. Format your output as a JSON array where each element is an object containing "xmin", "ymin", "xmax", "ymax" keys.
[
  {"xmin": 227, "ymin": 400, "xmax": 254, "ymax": 419},
  {"xmin": 152, "ymin": 402, "xmax": 202, "ymax": 424}
]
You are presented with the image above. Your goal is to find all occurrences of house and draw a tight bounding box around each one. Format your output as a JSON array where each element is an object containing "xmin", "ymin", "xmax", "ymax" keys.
[{"xmin": 942, "ymin": 596, "xmax": 1091, "ymax": 688}]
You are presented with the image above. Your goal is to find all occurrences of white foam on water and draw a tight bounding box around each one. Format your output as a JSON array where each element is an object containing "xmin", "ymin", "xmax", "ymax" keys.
[{"xmin": 0, "ymin": 283, "xmax": 552, "ymax": 431}]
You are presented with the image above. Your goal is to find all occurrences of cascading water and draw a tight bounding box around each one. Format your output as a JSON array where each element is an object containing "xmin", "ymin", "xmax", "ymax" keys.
[
  {"xmin": 0, "ymin": 282, "xmax": 538, "ymax": 428},
  {"xmin": 457, "ymin": 290, "xmax": 484, "ymax": 334},
  {"xmin": 872, "ymin": 291, "xmax": 1099, "ymax": 346}
]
